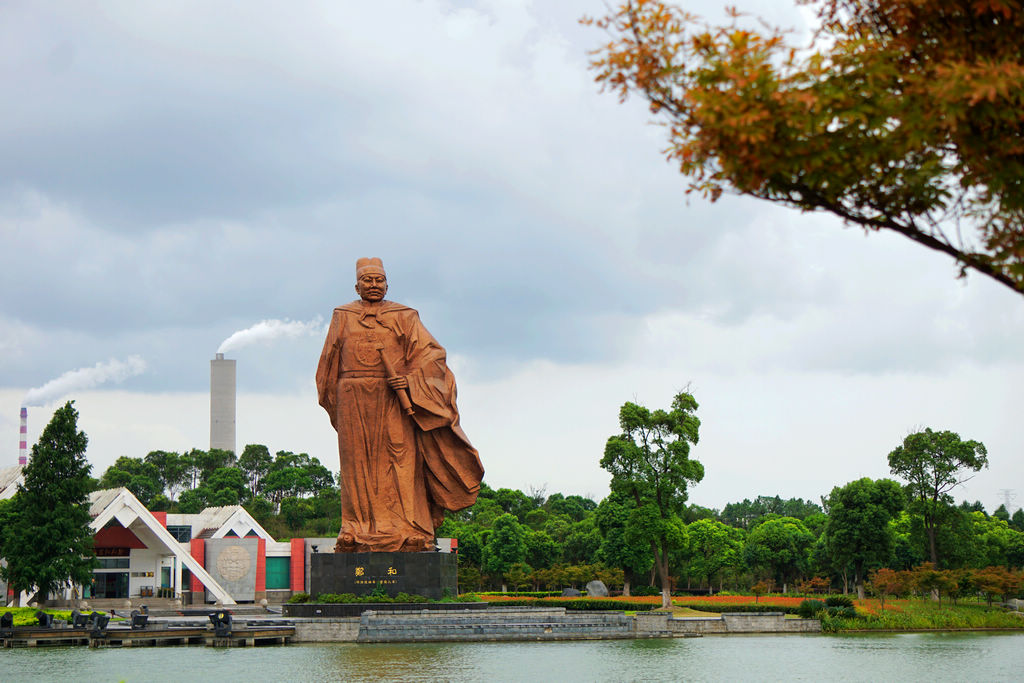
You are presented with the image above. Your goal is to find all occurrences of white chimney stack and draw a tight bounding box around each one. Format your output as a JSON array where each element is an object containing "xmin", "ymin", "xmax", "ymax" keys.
[{"xmin": 210, "ymin": 353, "xmax": 236, "ymax": 454}]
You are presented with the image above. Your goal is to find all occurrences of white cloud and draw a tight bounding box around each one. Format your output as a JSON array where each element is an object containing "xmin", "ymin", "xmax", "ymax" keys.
[{"xmin": 0, "ymin": 1, "xmax": 1020, "ymax": 514}]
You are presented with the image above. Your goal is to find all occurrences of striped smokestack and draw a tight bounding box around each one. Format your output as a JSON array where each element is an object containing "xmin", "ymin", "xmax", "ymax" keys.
[{"xmin": 19, "ymin": 406, "xmax": 27, "ymax": 465}]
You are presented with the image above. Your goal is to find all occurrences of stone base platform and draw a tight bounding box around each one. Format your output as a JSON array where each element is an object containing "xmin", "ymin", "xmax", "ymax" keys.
[{"xmin": 310, "ymin": 551, "xmax": 457, "ymax": 601}]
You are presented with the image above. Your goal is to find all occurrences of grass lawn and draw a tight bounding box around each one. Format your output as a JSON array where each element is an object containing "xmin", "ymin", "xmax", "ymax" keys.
[{"xmin": 469, "ymin": 593, "xmax": 1024, "ymax": 631}]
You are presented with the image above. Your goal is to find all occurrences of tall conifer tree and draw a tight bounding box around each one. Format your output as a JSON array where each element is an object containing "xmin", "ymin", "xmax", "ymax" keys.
[{"xmin": 0, "ymin": 401, "xmax": 97, "ymax": 604}]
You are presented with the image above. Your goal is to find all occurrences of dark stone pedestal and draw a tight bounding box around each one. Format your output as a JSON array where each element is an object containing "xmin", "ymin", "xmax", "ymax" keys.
[{"xmin": 310, "ymin": 552, "xmax": 458, "ymax": 601}]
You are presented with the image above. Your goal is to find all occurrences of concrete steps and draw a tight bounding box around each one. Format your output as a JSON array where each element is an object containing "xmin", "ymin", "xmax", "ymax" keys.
[{"xmin": 357, "ymin": 608, "xmax": 633, "ymax": 642}]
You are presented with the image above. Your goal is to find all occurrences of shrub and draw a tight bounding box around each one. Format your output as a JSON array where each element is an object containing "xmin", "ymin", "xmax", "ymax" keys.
[
  {"xmin": 308, "ymin": 591, "xmax": 441, "ymax": 604},
  {"xmin": 287, "ymin": 592, "xmax": 310, "ymax": 604},
  {"xmin": 797, "ymin": 599, "xmax": 827, "ymax": 619},
  {"xmin": 825, "ymin": 595, "xmax": 855, "ymax": 609},
  {"xmin": 315, "ymin": 593, "xmax": 360, "ymax": 603},
  {"xmin": 631, "ymin": 585, "xmax": 661, "ymax": 597}
]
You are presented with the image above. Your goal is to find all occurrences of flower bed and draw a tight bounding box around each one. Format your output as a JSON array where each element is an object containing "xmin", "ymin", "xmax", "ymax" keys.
[{"xmin": 471, "ymin": 595, "xmax": 660, "ymax": 611}]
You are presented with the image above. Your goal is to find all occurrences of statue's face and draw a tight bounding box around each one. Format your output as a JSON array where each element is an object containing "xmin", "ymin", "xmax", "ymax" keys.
[{"xmin": 356, "ymin": 272, "xmax": 388, "ymax": 302}]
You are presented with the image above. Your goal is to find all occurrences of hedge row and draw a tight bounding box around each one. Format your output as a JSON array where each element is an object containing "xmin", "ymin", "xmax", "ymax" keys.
[
  {"xmin": 493, "ymin": 598, "xmax": 659, "ymax": 611},
  {"xmin": 674, "ymin": 602, "xmax": 801, "ymax": 615},
  {"xmin": 474, "ymin": 591, "xmax": 564, "ymax": 598}
]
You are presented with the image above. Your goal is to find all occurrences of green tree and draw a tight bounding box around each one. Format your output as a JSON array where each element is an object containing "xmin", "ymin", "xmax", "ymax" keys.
[
  {"xmin": 493, "ymin": 488, "xmax": 537, "ymax": 522},
  {"xmin": 967, "ymin": 512, "xmax": 1020, "ymax": 568},
  {"xmin": 993, "ymin": 504, "xmax": 1011, "ymax": 523},
  {"xmin": 196, "ymin": 448, "xmax": 237, "ymax": 483},
  {"xmin": 244, "ymin": 496, "xmax": 274, "ymax": 522},
  {"xmin": 481, "ymin": 513, "xmax": 528, "ymax": 591},
  {"xmin": 504, "ymin": 562, "xmax": 534, "ymax": 592},
  {"xmin": 562, "ymin": 518, "xmax": 602, "ymax": 565},
  {"xmin": 262, "ymin": 451, "xmax": 334, "ymax": 504},
  {"xmin": 99, "ymin": 456, "xmax": 162, "ymax": 506},
  {"xmin": 743, "ymin": 517, "xmax": 815, "ymax": 592},
  {"xmin": 685, "ymin": 518, "xmax": 745, "ymax": 594},
  {"xmin": 0, "ymin": 402, "xmax": 97, "ymax": 604},
  {"xmin": 524, "ymin": 529, "xmax": 562, "ymax": 570},
  {"xmin": 280, "ymin": 496, "xmax": 314, "ymax": 530},
  {"xmin": 468, "ymin": 497, "xmax": 504, "ymax": 528},
  {"xmin": 601, "ymin": 391, "xmax": 703, "ymax": 608},
  {"xmin": 204, "ymin": 466, "xmax": 250, "ymax": 506},
  {"xmin": 595, "ymin": 494, "xmax": 654, "ymax": 596},
  {"xmin": 523, "ymin": 508, "xmax": 550, "ymax": 530},
  {"xmin": 143, "ymin": 450, "xmax": 189, "ymax": 502},
  {"xmin": 889, "ymin": 511, "xmax": 927, "ymax": 570},
  {"xmin": 238, "ymin": 444, "xmax": 273, "ymax": 499},
  {"xmin": 888, "ymin": 428, "xmax": 988, "ymax": 564},
  {"xmin": 180, "ymin": 448, "xmax": 205, "ymax": 490},
  {"xmin": 548, "ymin": 494, "xmax": 597, "ymax": 523},
  {"xmin": 721, "ymin": 495, "xmax": 822, "ymax": 530},
  {"xmin": 586, "ymin": 0, "xmax": 1024, "ymax": 295},
  {"xmin": 822, "ymin": 478, "xmax": 904, "ymax": 599},
  {"xmin": 177, "ymin": 487, "xmax": 208, "ymax": 514},
  {"xmin": 1012, "ymin": 509, "xmax": 1024, "ymax": 532}
]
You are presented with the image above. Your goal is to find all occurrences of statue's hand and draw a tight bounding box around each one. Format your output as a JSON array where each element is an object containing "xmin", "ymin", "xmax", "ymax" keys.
[{"xmin": 387, "ymin": 375, "xmax": 409, "ymax": 391}]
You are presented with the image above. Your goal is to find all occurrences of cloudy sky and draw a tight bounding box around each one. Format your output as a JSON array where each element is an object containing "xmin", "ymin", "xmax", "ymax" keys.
[{"xmin": 2, "ymin": 0, "xmax": 1021, "ymax": 512}]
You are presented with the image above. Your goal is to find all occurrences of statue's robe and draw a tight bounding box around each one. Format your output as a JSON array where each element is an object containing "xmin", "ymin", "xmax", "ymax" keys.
[{"xmin": 315, "ymin": 299, "xmax": 483, "ymax": 552}]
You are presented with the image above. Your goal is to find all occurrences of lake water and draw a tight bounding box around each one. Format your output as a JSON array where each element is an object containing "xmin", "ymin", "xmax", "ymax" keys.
[{"xmin": 4, "ymin": 633, "xmax": 1023, "ymax": 682}]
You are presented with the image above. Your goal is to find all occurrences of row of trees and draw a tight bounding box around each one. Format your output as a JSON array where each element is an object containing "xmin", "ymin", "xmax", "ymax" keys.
[
  {"xmin": 91, "ymin": 391, "xmax": 1015, "ymax": 610},
  {"xmin": 3, "ymin": 397, "xmax": 1017, "ymax": 609},
  {"xmin": 434, "ymin": 392, "xmax": 1018, "ymax": 609},
  {"xmin": 97, "ymin": 444, "xmax": 334, "ymax": 514},
  {"xmin": 437, "ymin": 479, "xmax": 1024, "ymax": 605},
  {"xmin": 867, "ymin": 564, "xmax": 1023, "ymax": 609}
]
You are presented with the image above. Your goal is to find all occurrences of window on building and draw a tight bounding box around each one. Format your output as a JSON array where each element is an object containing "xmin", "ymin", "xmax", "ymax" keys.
[
  {"xmin": 167, "ymin": 525, "xmax": 192, "ymax": 542},
  {"xmin": 97, "ymin": 557, "xmax": 130, "ymax": 569}
]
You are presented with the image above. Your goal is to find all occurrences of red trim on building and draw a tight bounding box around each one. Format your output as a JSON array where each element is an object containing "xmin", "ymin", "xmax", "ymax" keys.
[
  {"xmin": 255, "ymin": 538, "xmax": 266, "ymax": 593},
  {"xmin": 190, "ymin": 539, "xmax": 205, "ymax": 593},
  {"xmin": 290, "ymin": 538, "xmax": 305, "ymax": 593},
  {"xmin": 152, "ymin": 511, "xmax": 167, "ymax": 527},
  {"xmin": 94, "ymin": 525, "xmax": 147, "ymax": 549}
]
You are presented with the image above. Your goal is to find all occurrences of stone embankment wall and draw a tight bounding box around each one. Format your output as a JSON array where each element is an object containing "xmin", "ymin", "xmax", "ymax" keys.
[
  {"xmin": 662, "ymin": 613, "xmax": 820, "ymax": 635},
  {"xmin": 291, "ymin": 608, "xmax": 822, "ymax": 642},
  {"xmin": 292, "ymin": 618, "xmax": 361, "ymax": 642}
]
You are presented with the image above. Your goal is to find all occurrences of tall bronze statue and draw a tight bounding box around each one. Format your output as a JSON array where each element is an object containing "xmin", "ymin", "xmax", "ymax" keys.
[{"xmin": 316, "ymin": 257, "xmax": 484, "ymax": 552}]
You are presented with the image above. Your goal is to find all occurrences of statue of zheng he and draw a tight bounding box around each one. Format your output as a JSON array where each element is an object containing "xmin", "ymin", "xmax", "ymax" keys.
[{"xmin": 316, "ymin": 257, "xmax": 484, "ymax": 552}]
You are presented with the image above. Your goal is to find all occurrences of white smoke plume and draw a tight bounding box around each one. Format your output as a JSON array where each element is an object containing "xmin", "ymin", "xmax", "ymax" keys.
[
  {"xmin": 22, "ymin": 355, "xmax": 147, "ymax": 407},
  {"xmin": 217, "ymin": 316, "xmax": 325, "ymax": 354}
]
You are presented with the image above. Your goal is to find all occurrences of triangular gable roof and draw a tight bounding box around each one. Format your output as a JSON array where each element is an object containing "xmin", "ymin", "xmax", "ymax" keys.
[
  {"xmin": 88, "ymin": 488, "xmax": 237, "ymax": 605},
  {"xmin": 0, "ymin": 464, "xmax": 24, "ymax": 500},
  {"xmin": 191, "ymin": 505, "xmax": 275, "ymax": 541}
]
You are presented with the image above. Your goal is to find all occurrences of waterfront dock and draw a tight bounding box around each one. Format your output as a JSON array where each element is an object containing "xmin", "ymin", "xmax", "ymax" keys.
[{"xmin": 1, "ymin": 621, "xmax": 294, "ymax": 648}]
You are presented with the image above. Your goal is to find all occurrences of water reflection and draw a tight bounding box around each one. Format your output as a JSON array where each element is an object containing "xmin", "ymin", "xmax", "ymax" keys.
[{"xmin": 2, "ymin": 633, "xmax": 1022, "ymax": 682}]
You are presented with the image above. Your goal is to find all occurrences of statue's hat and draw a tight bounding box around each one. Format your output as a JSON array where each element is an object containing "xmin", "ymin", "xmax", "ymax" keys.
[{"xmin": 356, "ymin": 257, "xmax": 386, "ymax": 277}]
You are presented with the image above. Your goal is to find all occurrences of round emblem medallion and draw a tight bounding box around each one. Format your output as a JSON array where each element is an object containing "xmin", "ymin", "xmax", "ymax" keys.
[
  {"xmin": 354, "ymin": 334, "xmax": 383, "ymax": 367},
  {"xmin": 216, "ymin": 545, "xmax": 251, "ymax": 581}
]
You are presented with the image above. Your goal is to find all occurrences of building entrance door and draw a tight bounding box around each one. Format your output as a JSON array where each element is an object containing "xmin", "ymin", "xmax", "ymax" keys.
[{"xmin": 93, "ymin": 572, "xmax": 129, "ymax": 599}]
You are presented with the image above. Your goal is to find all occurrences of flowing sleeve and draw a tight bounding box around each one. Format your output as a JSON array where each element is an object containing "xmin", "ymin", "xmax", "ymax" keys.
[
  {"xmin": 395, "ymin": 309, "xmax": 484, "ymax": 511},
  {"xmin": 400, "ymin": 311, "xmax": 458, "ymax": 432},
  {"xmin": 315, "ymin": 309, "xmax": 343, "ymax": 428}
]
